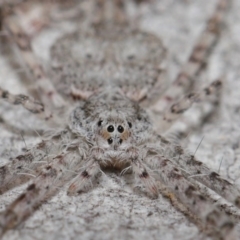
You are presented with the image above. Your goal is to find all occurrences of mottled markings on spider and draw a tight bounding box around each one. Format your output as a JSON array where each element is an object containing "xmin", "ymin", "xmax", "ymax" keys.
[{"xmin": 0, "ymin": 0, "xmax": 239, "ymax": 239}]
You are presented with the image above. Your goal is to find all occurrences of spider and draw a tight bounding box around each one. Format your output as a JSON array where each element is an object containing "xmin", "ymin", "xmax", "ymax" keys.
[{"xmin": 0, "ymin": 0, "xmax": 239, "ymax": 239}]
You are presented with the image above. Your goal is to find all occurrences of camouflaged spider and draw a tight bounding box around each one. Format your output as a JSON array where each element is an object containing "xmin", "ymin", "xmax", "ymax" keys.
[{"xmin": 0, "ymin": 0, "xmax": 239, "ymax": 239}]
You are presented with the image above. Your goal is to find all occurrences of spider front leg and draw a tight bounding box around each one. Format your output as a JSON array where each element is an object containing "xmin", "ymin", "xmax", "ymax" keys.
[
  {"xmin": 145, "ymin": 154, "xmax": 237, "ymax": 239},
  {"xmin": 0, "ymin": 140, "xmax": 46, "ymax": 195},
  {"xmin": 127, "ymin": 148, "xmax": 159, "ymax": 199},
  {"xmin": 152, "ymin": 0, "xmax": 229, "ymax": 113},
  {"xmin": 67, "ymin": 147, "xmax": 105, "ymax": 195},
  {"xmin": 67, "ymin": 159, "xmax": 100, "ymax": 195},
  {"xmin": 0, "ymin": 148, "xmax": 83, "ymax": 236},
  {"xmin": 0, "ymin": 133, "xmax": 67, "ymax": 194},
  {"xmin": 156, "ymin": 128, "xmax": 240, "ymax": 214},
  {"xmin": 67, "ymin": 146, "xmax": 158, "ymax": 198},
  {"xmin": 165, "ymin": 142, "xmax": 240, "ymax": 212}
]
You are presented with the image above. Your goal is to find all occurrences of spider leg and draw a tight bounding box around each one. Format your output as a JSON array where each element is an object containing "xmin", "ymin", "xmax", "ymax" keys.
[
  {"xmin": 152, "ymin": 0, "xmax": 230, "ymax": 113},
  {"xmin": 145, "ymin": 154, "xmax": 237, "ymax": 239},
  {"xmin": 3, "ymin": 8, "xmax": 66, "ymax": 108},
  {"xmin": 0, "ymin": 87, "xmax": 59, "ymax": 124},
  {"xmin": 0, "ymin": 137, "xmax": 62, "ymax": 194},
  {"xmin": 113, "ymin": 0, "xmax": 127, "ymax": 24},
  {"xmin": 93, "ymin": 0, "xmax": 105, "ymax": 24},
  {"xmin": 157, "ymin": 180, "xmax": 215, "ymax": 238},
  {"xmin": 67, "ymin": 147, "xmax": 106, "ymax": 195},
  {"xmin": 0, "ymin": 149, "xmax": 82, "ymax": 236},
  {"xmin": 94, "ymin": 0, "xmax": 127, "ymax": 24},
  {"xmin": 157, "ymin": 79, "xmax": 222, "ymax": 132},
  {"xmin": 0, "ymin": 86, "xmax": 43, "ymax": 114},
  {"xmin": 67, "ymin": 159, "xmax": 100, "ymax": 196},
  {"xmin": 164, "ymin": 141, "xmax": 240, "ymax": 212},
  {"xmin": 0, "ymin": 128, "xmax": 76, "ymax": 193},
  {"xmin": 124, "ymin": 147, "xmax": 159, "ymax": 198},
  {"xmin": 67, "ymin": 146, "xmax": 159, "ymax": 198}
]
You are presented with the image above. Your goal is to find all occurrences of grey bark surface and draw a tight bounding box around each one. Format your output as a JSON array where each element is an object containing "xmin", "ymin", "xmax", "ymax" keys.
[{"xmin": 0, "ymin": 0, "xmax": 240, "ymax": 239}]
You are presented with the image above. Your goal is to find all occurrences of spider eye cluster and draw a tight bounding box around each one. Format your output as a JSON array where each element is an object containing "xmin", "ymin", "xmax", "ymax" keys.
[
  {"xmin": 107, "ymin": 125, "xmax": 125, "ymax": 133},
  {"xmin": 97, "ymin": 120, "xmax": 132, "ymax": 147},
  {"xmin": 97, "ymin": 120, "xmax": 132, "ymax": 130}
]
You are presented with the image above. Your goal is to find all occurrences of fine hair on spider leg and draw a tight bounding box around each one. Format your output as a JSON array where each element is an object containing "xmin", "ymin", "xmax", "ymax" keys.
[
  {"xmin": 159, "ymin": 135, "xmax": 240, "ymax": 216},
  {"xmin": 0, "ymin": 136, "xmax": 63, "ymax": 194},
  {"xmin": 146, "ymin": 152, "xmax": 237, "ymax": 237}
]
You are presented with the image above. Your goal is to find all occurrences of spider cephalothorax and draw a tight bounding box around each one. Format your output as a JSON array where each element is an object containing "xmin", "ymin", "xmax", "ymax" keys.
[{"xmin": 68, "ymin": 90, "xmax": 152, "ymax": 170}]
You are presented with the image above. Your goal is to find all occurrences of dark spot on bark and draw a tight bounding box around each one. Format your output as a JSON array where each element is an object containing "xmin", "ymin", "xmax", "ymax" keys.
[
  {"xmin": 2, "ymin": 91, "xmax": 9, "ymax": 98},
  {"xmin": 176, "ymin": 72, "xmax": 190, "ymax": 86},
  {"xmin": 198, "ymin": 195, "xmax": 206, "ymax": 201},
  {"xmin": 194, "ymin": 160, "xmax": 202, "ymax": 166},
  {"xmin": 27, "ymin": 184, "xmax": 36, "ymax": 191},
  {"xmin": 168, "ymin": 171, "xmax": 182, "ymax": 180},
  {"xmin": 81, "ymin": 170, "xmax": 90, "ymax": 178},
  {"xmin": 37, "ymin": 141, "xmax": 46, "ymax": 149},
  {"xmin": 140, "ymin": 171, "xmax": 149, "ymax": 178},
  {"xmin": 188, "ymin": 93, "xmax": 196, "ymax": 99},
  {"xmin": 47, "ymin": 91, "xmax": 53, "ymax": 97},
  {"xmin": 147, "ymin": 212, "xmax": 153, "ymax": 217},
  {"xmin": 209, "ymin": 172, "xmax": 219, "ymax": 180},
  {"xmin": 221, "ymin": 222, "xmax": 234, "ymax": 233},
  {"xmin": 0, "ymin": 166, "xmax": 7, "ymax": 176},
  {"xmin": 204, "ymin": 87, "xmax": 211, "ymax": 95},
  {"xmin": 206, "ymin": 210, "xmax": 219, "ymax": 226},
  {"xmin": 175, "ymin": 146, "xmax": 183, "ymax": 155},
  {"xmin": 194, "ymin": 44, "xmax": 205, "ymax": 52},
  {"xmin": 189, "ymin": 53, "xmax": 201, "ymax": 63},
  {"xmin": 46, "ymin": 166, "xmax": 52, "ymax": 170},
  {"xmin": 159, "ymin": 136, "xmax": 169, "ymax": 144},
  {"xmin": 160, "ymin": 159, "xmax": 168, "ymax": 167},
  {"xmin": 18, "ymin": 193, "xmax": 26, "ymax": 201},
  {"xmin": 235, "ymin": 197, "xmax": 240, "ymax": 208},
  {"xmin": 185, "ymin": 185, "xmax": 196, "ymax": 197}
]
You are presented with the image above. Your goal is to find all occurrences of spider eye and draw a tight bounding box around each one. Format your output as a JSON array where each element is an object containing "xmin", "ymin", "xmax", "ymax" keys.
[
  {"xmin": 107, "ymin": 125, "xmax": 114, "ymax": 132},
  {"xmin": 98, "ymin": 120, "xmax": 102, "ymax": 126},
  {"xmin": 117, "ymin": 125, "xmax": 124, "ymax": 133},
  {"xmin": 128, "ymin": 122, "xmax": 132, "ymax": 128},
  {"xmin": 108, "ymin": 138, "xmax": 113, "ymax": 144}
]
